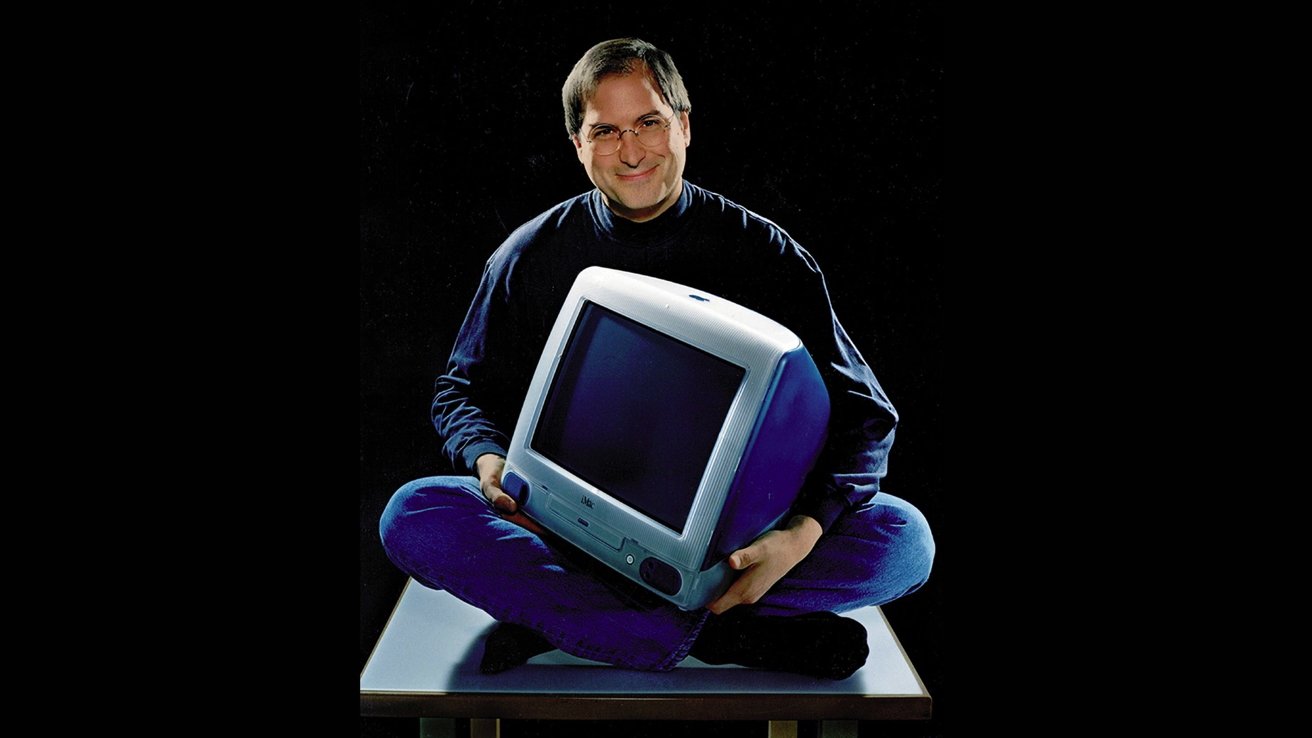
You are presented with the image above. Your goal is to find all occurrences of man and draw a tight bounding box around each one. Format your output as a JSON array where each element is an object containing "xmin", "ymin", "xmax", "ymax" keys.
[{"xmin": 380, "ymin": 38, "xmax": 934, "ymax": 680}]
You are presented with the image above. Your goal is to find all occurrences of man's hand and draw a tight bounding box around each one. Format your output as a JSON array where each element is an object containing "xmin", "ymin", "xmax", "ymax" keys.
[
  {"xmin": 706, "ymin": 515, "xmax": 823, "ymax": 615},
  {"xmin": 475, "ymin": 453, "xmax": 544, "ymax": 535}
]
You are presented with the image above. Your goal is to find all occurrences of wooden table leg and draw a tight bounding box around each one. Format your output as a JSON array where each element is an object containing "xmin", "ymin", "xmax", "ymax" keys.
[{"xmin": 768, "ymin": 720, "xmax": 799, "ymax": 738}]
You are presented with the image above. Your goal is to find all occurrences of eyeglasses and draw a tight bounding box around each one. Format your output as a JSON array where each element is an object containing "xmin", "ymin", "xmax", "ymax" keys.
[{"xmin": 584, "ymin": 115, "xmax": 673, "ymax": 156}]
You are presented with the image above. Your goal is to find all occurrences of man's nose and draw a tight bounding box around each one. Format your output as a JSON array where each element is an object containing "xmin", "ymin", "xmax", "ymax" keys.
[{"xmin": 618, "ymin": 131, "xmax": 646, "ymax": 166}]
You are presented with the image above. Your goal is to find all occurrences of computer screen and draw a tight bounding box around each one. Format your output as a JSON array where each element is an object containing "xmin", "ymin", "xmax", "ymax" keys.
[{"xmin": 531, "ymin": 302, "xmax": 747, "ymax": 533}]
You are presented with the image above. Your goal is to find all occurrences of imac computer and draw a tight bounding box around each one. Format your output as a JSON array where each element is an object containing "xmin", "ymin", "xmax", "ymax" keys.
[{"xmin": 501, "ymin": 267, "xmax": 830, "ymax": 610}]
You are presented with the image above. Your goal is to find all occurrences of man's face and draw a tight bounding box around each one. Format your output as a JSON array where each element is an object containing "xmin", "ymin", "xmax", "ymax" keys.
[{"xmin": 573, "ymin": 72, "xmax": 691, "ymax": 223}]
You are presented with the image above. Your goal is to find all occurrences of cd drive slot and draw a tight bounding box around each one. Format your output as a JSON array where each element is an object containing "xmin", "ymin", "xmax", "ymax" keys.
[{"xmin": 547, "ymin": 495, "xmax": 623, "ymax": 550}]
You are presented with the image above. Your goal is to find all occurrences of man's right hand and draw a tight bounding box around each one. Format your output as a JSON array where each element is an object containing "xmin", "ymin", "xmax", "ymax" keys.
[{"xmin": 475, "ymin": 453, "xmax": 544, "ymax": 535}]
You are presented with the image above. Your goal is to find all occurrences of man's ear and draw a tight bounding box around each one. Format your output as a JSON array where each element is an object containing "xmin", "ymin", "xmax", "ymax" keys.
[
  {"xmin": 679, "ymin": 111, "xmax": 691, "ymax": 148},
  {"xmin": 572, "ymin": 134, "xmax": 586, "ymax": 164}
]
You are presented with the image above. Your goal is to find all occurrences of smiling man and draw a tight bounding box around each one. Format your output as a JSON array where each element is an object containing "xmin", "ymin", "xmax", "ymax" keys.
[
  {"xmin": 380, "ymin": 38, "xmax": 935, "ymax": 680},
  {"xmin": 572, "ymin": 70, "xmax": 689, "ymax": 222}
]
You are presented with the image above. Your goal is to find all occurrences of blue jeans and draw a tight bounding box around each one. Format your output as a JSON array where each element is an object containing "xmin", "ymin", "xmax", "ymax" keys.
[{"xmin": 379, "ymin": 476, "xmax": 934, "ymax": 671}]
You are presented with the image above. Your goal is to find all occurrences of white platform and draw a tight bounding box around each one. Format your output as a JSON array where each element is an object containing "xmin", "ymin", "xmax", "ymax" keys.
[{"xmin": 361, "ymin": 578, "xmax": 930, "ymax": 722}]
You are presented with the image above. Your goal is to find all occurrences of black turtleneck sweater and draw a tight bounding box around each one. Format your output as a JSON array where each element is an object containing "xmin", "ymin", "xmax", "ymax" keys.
[{"xmin": 432, "ymin": 181, "xmax": 898, "ymax": 533}]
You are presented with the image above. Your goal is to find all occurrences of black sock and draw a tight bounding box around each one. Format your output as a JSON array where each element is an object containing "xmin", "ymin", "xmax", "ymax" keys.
[
  {"xmin": 689, "ymin": 610, "xmax": 869, "ymax": 680},
  {"xmin": 479, "ymin": 622, "xmax": 556, "ymax": 674}
]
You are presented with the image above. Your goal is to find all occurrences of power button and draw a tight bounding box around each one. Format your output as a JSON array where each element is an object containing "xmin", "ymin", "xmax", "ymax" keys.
[{"xmin": 625, "ymin": 554, "xmax": 635, "ymax": 565}]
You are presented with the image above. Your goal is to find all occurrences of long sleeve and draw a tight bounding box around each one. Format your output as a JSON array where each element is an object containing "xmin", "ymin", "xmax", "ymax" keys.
[
  {"xmin": 432, "ymin": 249, "xmax": 525, "ymax": 475},
  {"xmin": 782, "ymin": 245, "xmax": 899, "ymax": 534}
]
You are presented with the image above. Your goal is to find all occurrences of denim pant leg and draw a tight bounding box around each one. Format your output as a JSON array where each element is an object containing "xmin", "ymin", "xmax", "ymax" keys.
[
  {"xmin": 746, "ymin": 492, "xmax": 936, "ymax": 617},
  {"xmin": 379, "ymin": 476, "xmax": 709, "ymax": 671}
]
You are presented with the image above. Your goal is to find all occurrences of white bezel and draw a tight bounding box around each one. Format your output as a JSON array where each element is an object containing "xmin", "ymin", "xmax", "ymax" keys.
[{"xmin": 507, "ymin": 267, "xmax": 800, "ymax": 572}]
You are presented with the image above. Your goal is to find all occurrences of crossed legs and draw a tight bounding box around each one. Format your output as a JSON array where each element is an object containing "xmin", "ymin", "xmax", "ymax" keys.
[{"xmin": 379, "ymin": 476, "xmax": 934, "ymax": 673}]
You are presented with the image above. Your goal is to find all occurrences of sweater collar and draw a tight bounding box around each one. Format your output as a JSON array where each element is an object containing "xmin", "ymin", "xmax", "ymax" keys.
[{"xmin": 588, "ymin": 181, "xmax": 695, "ymax": 246}]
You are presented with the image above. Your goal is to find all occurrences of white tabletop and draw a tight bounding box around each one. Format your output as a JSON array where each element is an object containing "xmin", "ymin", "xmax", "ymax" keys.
[{"xmin": 361, "ymin": 579, "xmax": 930, "ymax": 720}]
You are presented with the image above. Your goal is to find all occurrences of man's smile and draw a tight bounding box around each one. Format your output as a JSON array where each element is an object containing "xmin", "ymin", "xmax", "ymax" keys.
[{"xmin": 616, "ymin": 167, "xmax": 658, "ymax": 182}]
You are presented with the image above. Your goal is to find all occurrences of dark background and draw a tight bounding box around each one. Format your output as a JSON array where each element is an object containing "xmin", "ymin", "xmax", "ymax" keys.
[{"xmin": 361, "ymin": 1, "xmax": 948, "ymax": 735}]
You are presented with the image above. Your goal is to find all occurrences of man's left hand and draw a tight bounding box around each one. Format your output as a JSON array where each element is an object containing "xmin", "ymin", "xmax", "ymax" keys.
[{"xmin": 706, "ymin": 515, "xmax": 823, "ymax": 615}]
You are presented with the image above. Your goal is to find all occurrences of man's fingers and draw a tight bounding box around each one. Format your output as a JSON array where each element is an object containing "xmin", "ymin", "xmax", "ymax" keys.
[
  {"xmin": 707, "ymin": 570, "xmax": 768, "ymax": 615},
  {"xmin": 483, "ymin": 482, "xmax": 541, "ymax": 534},
  {"xmin": 504, "ymin": 510, "xmax": 546, "ymax": 536},
  {"xmin": 707, "ymin": 586, "xmax": 742, "ymax": 615},
  {"xmin": 729, "ymin": 546, "xmax": 756, "ymax": 570},
  {"xmin": 484, "ymin": 484, "xmax": 518, "ymax": 514},
  {"xmin": 476, "ymin": 454, "xmax": 513, "ymax": 512}
]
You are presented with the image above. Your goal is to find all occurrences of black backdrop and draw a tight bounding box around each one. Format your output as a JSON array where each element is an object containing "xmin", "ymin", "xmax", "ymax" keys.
[{"xmin": 361, "ymin": 1, "xmax": 947, "ymax": 734}]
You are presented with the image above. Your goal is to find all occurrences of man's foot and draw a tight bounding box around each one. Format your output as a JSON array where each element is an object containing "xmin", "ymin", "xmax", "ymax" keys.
[
  {"xmin": 479, "ymin": 622, "xmax": 556, "ymax": 674},
  {"xmin": 689, "ymin": 610, "xmax": 869, "ymax": 680}
]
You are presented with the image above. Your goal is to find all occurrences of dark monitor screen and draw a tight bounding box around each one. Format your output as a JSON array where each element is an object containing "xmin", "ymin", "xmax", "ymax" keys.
[{"xmin": 532, "ymin": 302, "xmax": 747, "ymax": 533}]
